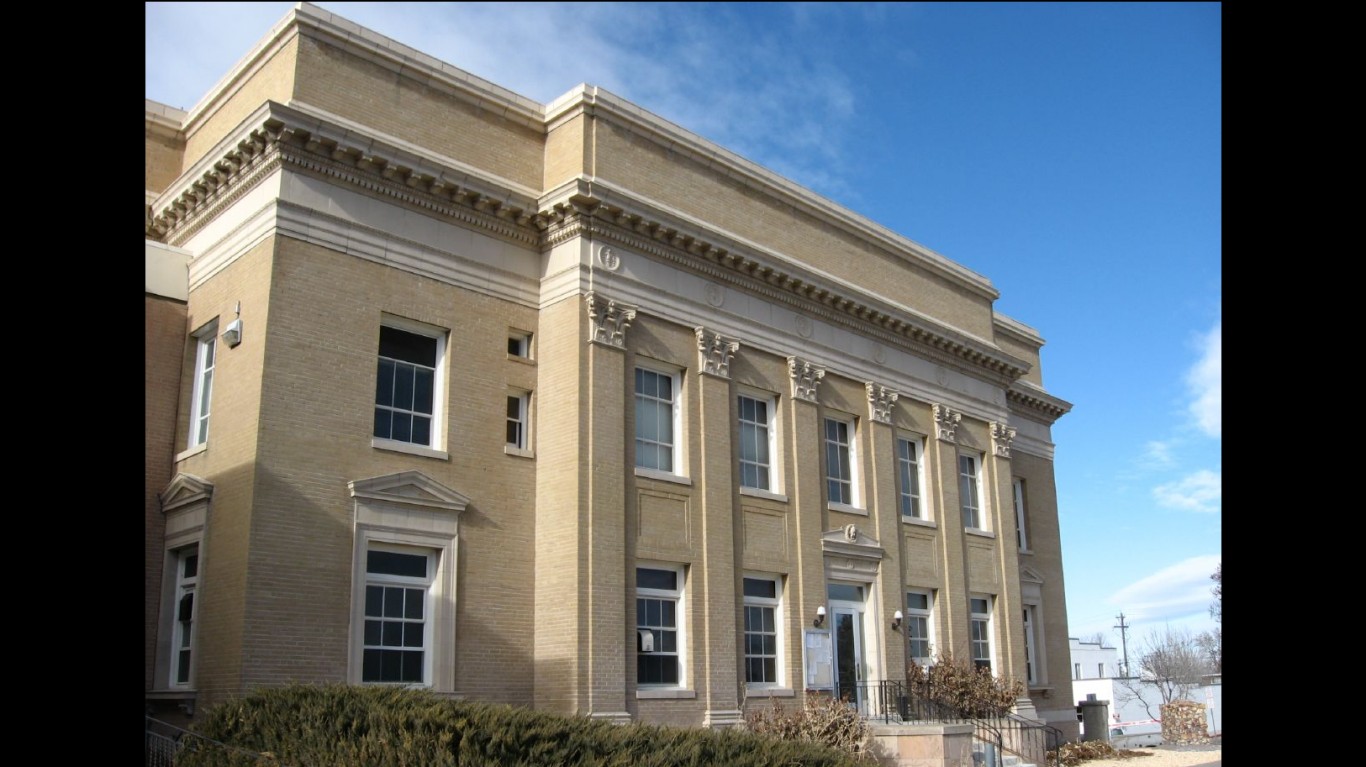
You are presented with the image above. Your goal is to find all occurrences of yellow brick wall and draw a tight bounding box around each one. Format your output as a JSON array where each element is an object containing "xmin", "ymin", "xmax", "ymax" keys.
[
  {"xmin": 591, "ymin": 119, "xmax": 995, "ymax": 338},
  {"xmin": 183, "ymin": 37, "xmax": 299, "ymax": 175},
  {"xmin": 146, "ymin": 294, "xmax": 188, "ymax": 691},
  {"xmin": 145, "ymin": 127, "xmax": 186, "ymax": 195},
  {"xmin": 996, "ymin": 330, "xmax": 1044, "ymax": 387},
  {"xmin": 293, "ymin": 36, "xmax": 544, "ymax": 192}
]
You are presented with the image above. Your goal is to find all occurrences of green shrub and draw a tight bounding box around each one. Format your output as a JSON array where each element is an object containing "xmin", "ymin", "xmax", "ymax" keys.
[{"xmin": 176, "ymin": 683, "xmax": 864, "ymax": 767}]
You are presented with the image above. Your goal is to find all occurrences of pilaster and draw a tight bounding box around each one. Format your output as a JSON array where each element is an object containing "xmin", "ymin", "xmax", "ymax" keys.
[
  {"xmin": 695, "ymin": 327, "xmax": 742, "ymax": 727},
  {"xmin": 987, "ymin": 420, "xmax": 1026, "ymax": 687},
  {"xmin": 928, "ymin": 403, "xmax": 969, "ymax": 659},
  {"xmin": 865, "ymin": 383, "xmax": 905, "ymax": 682},
  {"xmin": 786, "ymin": 357, "xmax": 828, "ymax": 686}
]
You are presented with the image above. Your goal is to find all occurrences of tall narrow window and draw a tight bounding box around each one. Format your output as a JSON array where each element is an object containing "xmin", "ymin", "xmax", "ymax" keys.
[
  {"xmin": 897, "ymin": 436, "xmax": 925, "ymax": 519},
  {"xmin": 506, "ymin": 391, "xmax": 529, "ymax": 450},
  {"xmin": 743, "ymin": 575, "xmax": 782, "ymax": 686},
  {"xmin": 959, "ymin": 454, "xmax": 984, "ymax": 529},
  {"xmin": 362, "ymin": 546, "xmax": 434, "ymax": 684},
  {"xmin": 188, "ymin": 323, "xmax": 217, "ymax": 448},
  {"xmin": 824, "ymin": 416, "xmax": 858, "ymax": 506},
  {"xmin": 636, "ymin": 565, "xmax": 684, "ymax": 686},
  {"xmin": 635, "ymin": 367, "xmax": 679, "ymax": 473},
  {"xmin": 1022, "ymin": 605, "xmax": 1038, "ymax": 685},
  {"xmin": 1013, "ymin": 478, "xmax": 1029, "ymax": 549},
  {"xmin": 374, "ymin": 323, "xmax": 444, "ymax": 448},
  {"xmin": 171, "ymin": 545, "xmax": 199, "ymax": 686},
  {"xmin": 1074, "ymin": 662, "xmax": 1082, "ymax": 679},
  {"xmin": 970, "ymin": 596, "xmax": 993, "ymax": 672},
  {"xmin": 738, "ymin": 394, "xmax": 776, "ymax": 491},
  {"xmin": 905, "ymin": 590, "xmax": 934, "ymax": 666}
]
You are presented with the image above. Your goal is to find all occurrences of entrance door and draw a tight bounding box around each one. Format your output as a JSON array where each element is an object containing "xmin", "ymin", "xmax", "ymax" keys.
[{"xmin": 828, "ymin": 582, "xmax": 866, "ymax": 711}]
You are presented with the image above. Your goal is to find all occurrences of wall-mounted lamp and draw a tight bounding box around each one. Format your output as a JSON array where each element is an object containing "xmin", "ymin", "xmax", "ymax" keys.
[
  {"xmin": 813, "ymin": 605, "xmax": 826, "ymax": 627},
  {"xmin": 221, "ymin": 318, "xmax": 243, "ymax": 348},
  {"xmin": 891, "ymin": 610, "xmax": 904, "ymax": 632}
]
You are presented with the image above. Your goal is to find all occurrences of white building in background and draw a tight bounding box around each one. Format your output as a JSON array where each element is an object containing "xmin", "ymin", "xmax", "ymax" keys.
[{"xmin": 1067, "ymin": 637, "xmax": 1221, "ymax": 737}]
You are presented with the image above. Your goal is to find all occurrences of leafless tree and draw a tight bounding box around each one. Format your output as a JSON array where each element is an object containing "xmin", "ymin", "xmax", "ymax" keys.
[
  {"xmin": 1084, "ymin": 631, "xmax": 1111, "ymax": 648},
  {"xmin": 1114, "ymin": 627, "xmax": 1214, "ymax": 719},
  {"xmin": 1209, "ymin": 563, "xmax": 1221, "ymax": 623}
]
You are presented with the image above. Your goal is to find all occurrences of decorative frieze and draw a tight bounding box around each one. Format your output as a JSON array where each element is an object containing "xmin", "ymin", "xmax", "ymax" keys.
[
  {"xmin": 787, "ymin": 357, "xmax": 826, "ymax": 403},
  {"xmin": 865, "ymin": 383, "xmax": 899, "ymax": 425},
  {"xmin": 585, "ymin": 291, "xmax": 636, "ymax": 348},
  {"xmin": 991, "ymin": 421, "xmax": 1017, "ymax": 458},
  {"xmin": 696, "ymin": 327, "xmax": 740, "ymax": 379},
  {"xmin": 933, "ymin": 404, "xmax": 962, "ymax": 442}
]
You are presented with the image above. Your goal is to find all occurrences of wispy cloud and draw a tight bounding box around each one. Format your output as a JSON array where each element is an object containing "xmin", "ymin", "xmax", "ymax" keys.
[
  {"xmin": 1139, "ymin": 440, "xmax": 1175, "ymax": 470},
  {"xmin": 1153, "ymin": 469, "xmax": 1221, "ymax": 514},
  {"xmin": 1186, "ymin": 319, "xmax": 1221, "ymax": 439},
  {"xmin": 1108, "ymin": 555, "xmax": 1221, "ymax": 627}
]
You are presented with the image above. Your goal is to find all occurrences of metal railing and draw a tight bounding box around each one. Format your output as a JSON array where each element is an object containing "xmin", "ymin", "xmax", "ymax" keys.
[
  {"xmin": 145, "ymin": 716, "xmax": 284, "ymax": 767},
  {"xmin": 838, "ymin": 682, "xmax": 1062, "ymax": 767}
]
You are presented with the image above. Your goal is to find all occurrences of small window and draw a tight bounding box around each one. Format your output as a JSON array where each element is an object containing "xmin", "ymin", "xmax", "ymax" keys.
[
  {"xmin": 905, "ymin": 590, "xmax": 934, "ymax": 665},
  {"xmin": 743, "ymin": 574, "xmax": 783, "ymax": 687},
  {"xmin": 897, "ymin": 436, "xmax": 926, "ymax": 519},
  {"xmin": 636, "ymin": 564, "xmax": 685, "ymax": 686},
  {"xmin": 1013, "ymin": 478, "xmax": 1029, "ymax": 549},
  {"xmin": 1023, "ymin": 605, "xmax": 1038, "ymax": 685},
  {"xmin": 506, "ymin": 391, "xmax": 530, "ymax": 450},
  {"xmin": 507, "ymin": 331, "xmax": 531, "ymax": 359},
  {"xmin": 362, "ymin": 545, "xmax": 435, "ymax": 684},
  {"xmin": 959, "ymin": 453, "xmax": 985, "ymax": 529},
  {"xmin": 635, "ymin": 365, "xmax": 682, "ymax": 475},
  {"xmin": 374, "ymin": 322, "xmax": 445, "ymax": 449},
  {"xmin": 738, "ymin": 393, "xmax": 778, "ymax": 492},
  {"xmin": 970, "ymin": 596, "xmax": 993, "ymax": 672},
  {"xmin": 824, "ymin": 416, "xmax": 859, "ymax": 507},
  {"xmin": 170, "ymin": 545, "xmax": 199, "ymax": 686},
  {"xmin": 187, "ymin": 321, "xmax": 218, "ymax": 448}
]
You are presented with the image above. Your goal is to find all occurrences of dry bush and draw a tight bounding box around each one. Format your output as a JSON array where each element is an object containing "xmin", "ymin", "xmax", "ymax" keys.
[
  {"xmin": 1049, "ymin": 740, "xmax": 1155, "ymax": 766},
  {"xmin": 905, "ymin": 651, "xmax": 1024, "ymax": 717},
  {"xmin": 744, "ymin": 692, "xmax": 872, "ymax": 762}
]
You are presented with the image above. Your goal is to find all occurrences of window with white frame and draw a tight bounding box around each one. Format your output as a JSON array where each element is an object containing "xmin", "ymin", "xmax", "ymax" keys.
[
  {"xmin": 824, "ymin": 415, "xmax": 859, "ymax": 507},
  {"xmin": 738, "ymin": 393, "xmax": 777, "ymax": 492},
  {"xmin": 636, "ymin": 564, "xmax": 684, "ymax": 686},
  {"xmin": 1022, "ymin": 604, "xmax": 1038, "ymax": 685},
  {"xmin": 959, "ymin": 453, "xmax": 985, "ymax": 529},
  {"xmin": 1013, "ymin": 478, "xmax": 1029, "ymax": 550},
  {"xmin": 635, "ymin": 366, "xmax": 681, "ymax": 474},
  {"xmin": 1098, "ymin": 663, "xmax": 1105, "ymax": 678},
  {"xmin": 905, "ymin": 589, "xmax": 935, "ymax": 666},
  {"xmin": 743, "ymin": 574, "xmax": 782, "ymax": 686},
  {"xmin": 1074, "ymin": 662, "xmax": 1081, "ymax": 679},
  {"xmin": 187, "ymin": 322, "xmax": 217, "ymax": 448},
  {"xmin": 170, "ymin": 545, "xmax": 199, "ymax": 687},
  {"xmin": 373, "ymin": 321, "xmax": 445, "ymax": 448},
  {"xmin": 506, "ymin": 390, "xmax": 529, "ymax": 451},
  {"xmin": 361, "ymin": 545, "xmax": 435, "ymax": 684},
  {"xmin": 970, "ymin": 596, "xmax": 993, "ymax": 672},
  {"xmin": 897, "ymin": 435, "xmax": 926, "ymax": 520}
]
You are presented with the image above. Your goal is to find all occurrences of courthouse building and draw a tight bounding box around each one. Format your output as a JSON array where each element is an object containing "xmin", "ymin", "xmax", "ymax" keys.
[{"xmin": 145, "ymin": 2, "xmax": 1077, "ymax": 737}]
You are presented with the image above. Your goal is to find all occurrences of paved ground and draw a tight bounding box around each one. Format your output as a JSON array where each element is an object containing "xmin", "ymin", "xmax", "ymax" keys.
[{"xmin": 1074, "ymin": 735, "xmax": 1221, "ymax": 767}]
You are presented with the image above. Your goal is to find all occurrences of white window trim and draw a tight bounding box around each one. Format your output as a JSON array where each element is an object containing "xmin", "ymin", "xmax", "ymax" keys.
[
  {"xmin": 743, "ymin": 572, "xmax": 785, "ymax": 690},
  {"xmin": 635, "ymin": 561, "xmax": 687, "ymax": 690},
  {"xmin": 348, "ymin": 472, "xmax": 466, "ymax": 693},
  {"xmin": 896, "ymin": 433, "xmax": 928, "ymax": 522},
  {"xmin": 359, "ymin": 544, "xmax": 436, "ymax": 685},
  {"xmin": 959, "ymin": 452, "xmax": 988, "ymax": 531},
  {"xmin": 505, "ymin": 389, "xmax": 531, "ymax": 456},
  {"xmin": 154, "ymin": 473, "xmax": 213, "ymax": 695},
  {"xmin": 824, "ymin": 414, "xmax": 862, "ymax": 510},
  {"xmin": 187, "ymin": 319, "xmax": 218, "ymax": 450},
  {"xmin": 737, "ymin": 390, "xmax": 781, "ymax": 495},
  {"xmin": 1013, "ymin": 478, "xmax": 1030, "ymax": 551},
  {"xmin": 168, "ymin": 545, "xmax": 199, "ymax": 688},
  {"xmin": 1023, "ymin": 603, "xmax": 1038, "ymax": 686},
  {"xmin": 905, "ymin": 588, "xmax": 935, "ymax": 667},
  {"xmin": 507, "ymin": 329, "xmax": 532, "ymax": 361},
  {"xmin": 633, "ymin": 362, "xmax": 685, "ymax": 477},
  {"xmin": 373, "ymin": 315, "xmax": 448, "ymax": 453},
  {"xmin": 970, "ymin": 594, "xmax": 995, "ymax": 673}
]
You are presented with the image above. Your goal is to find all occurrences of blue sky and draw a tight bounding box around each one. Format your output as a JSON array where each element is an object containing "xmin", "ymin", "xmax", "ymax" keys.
[{"xmin": 146, "ymin": 3, "xmax": 1221, "ymax": 649}]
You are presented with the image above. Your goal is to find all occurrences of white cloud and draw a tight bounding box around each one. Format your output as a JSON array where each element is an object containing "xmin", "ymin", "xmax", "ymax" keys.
[
  {"xmin": 1186, "ymin": 319, "xmax": 1221, "ymax": 439},
  {"xmin": 1153, "ymin": 469, "xmax": 1220, "ymax": 514},
  {"xmin": 1139, "ymin": 440, "xmax": 1174, "ymax": 469},
  {"xmin": 1108, "ymin": 555, "xmax": 1221, "ymax": 628}
]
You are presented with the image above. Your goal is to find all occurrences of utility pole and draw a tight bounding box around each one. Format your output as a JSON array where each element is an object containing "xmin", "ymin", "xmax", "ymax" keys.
[{"xmin": 1114, "ymin": 612, "xmax": 1131, "ymax": 678}]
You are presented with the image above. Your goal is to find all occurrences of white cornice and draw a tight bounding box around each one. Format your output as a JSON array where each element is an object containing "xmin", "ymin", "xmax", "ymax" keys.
[
  {"xmin": 1007, "ymin": 380, "xmax": 1073, "ymax": 424},
  {"xmin": 994, "ymin": 314, "xmax": 1045, "ymax": 348},
  {"xmin": 145, "ymin": 99, "xmax": 187, "ymax": 138}
]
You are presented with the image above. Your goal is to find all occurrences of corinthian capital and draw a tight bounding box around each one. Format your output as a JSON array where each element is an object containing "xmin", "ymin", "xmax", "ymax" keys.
[
  {"xmin": 695, "ymin": 327, "xmax": 740, "ymax": 378},
  {"xmin": 991, "ymin": 421, "xmax": 1017, "ymax": 458},
  {"xmin": 787, "ymin": 357, "xmax": 826, "ymax": 403},
  {"xmin": 585, "ymin": 291, "xmax": 637, "ymax": 348},
  {"xmin": 933, "ymin": 404, "xmax": 962, "ymax": 442},
  {"xmin": 866, "ymin": 383, "xmax": 899, "ymax": 425}
]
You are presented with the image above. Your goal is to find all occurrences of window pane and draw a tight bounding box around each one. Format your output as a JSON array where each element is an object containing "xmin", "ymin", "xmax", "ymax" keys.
[
  {"xmin": 379, "ymin": 326, "xmax": 437, "ymax": 367},
  {"xmin": 401, "ymin": 650, "xmax": 423, "ymax": 682},
  {"xmin": 404, "ymin": 622, "xmax": 424, "ymax": 648},
  {"xmin": 381, "ymin": 649, "xmax": 401, "ymax": 681},
  {"xmin": 368, "ymin": 550, "xmax": 427, "ymax": 577},
  {"xmin": 383, "ymin": 587, "xmax": 405, "ymax": 617},
  {"xmin": 363, "ymin": 649, "xmax": 381, "ymax": 681},
  {"xmin": 394, "ymin": 364, "xmax": 414, "ymax": 409},
  {"xmin": 373, "ymin": 408, "xmax": 392, "ymax": 440},
  {"xmin": 743, "ymin": 578, "xmax": 776, "ymax": 599},
  {"xmin": 365, "ymin": 586, "xmax": 383, "ymax": 616},
  {"xmin": 412, "ymin": 415, "xmax": 431, "ymax": 446},
  {"xmin": 637, "ymin": 568, "xmax": 678, "ymax": 591},
  {"xmin": 375, "ymin": 359, "xmax": 395, "ymax": 406},
  {"xmin": 392, "ymin": 413, "xmax": 412, "ymax": 443},
  {"xmin": 414, "ymin": 369, "xmax": 433, "ymax": 415},
  {"xmin": 405, "ymin": 588, "xmax": 424, "ymax": 619},
  {"xmin": 827, "ymin": 583, "xmax": 863, "ymax": 601},
  {"xmin": 383, "ymin": 621, "xmax": 402, "ymax": 646},
  {"xmin": 364, "ymin": 619, "xmax": 381, "ymax": 645}
]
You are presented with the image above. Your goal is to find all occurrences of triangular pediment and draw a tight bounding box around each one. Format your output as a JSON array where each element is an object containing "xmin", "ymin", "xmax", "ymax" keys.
[
  {"xmin": 1020, "ymin": 566, "xmax": 1045, "ymax": 585},
  {"xmin": 348, "ymin": 470, "xmax": 470, "ymax": 512},
  {"xmin": 160, "ymin": 473, "xmax": 213, "ymax": 514}
]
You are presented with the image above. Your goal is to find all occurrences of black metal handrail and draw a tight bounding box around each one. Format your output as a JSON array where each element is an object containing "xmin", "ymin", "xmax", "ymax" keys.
[{"xmin": 145, "ymin": 716, "xmax": 285, "ymax": 767}]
